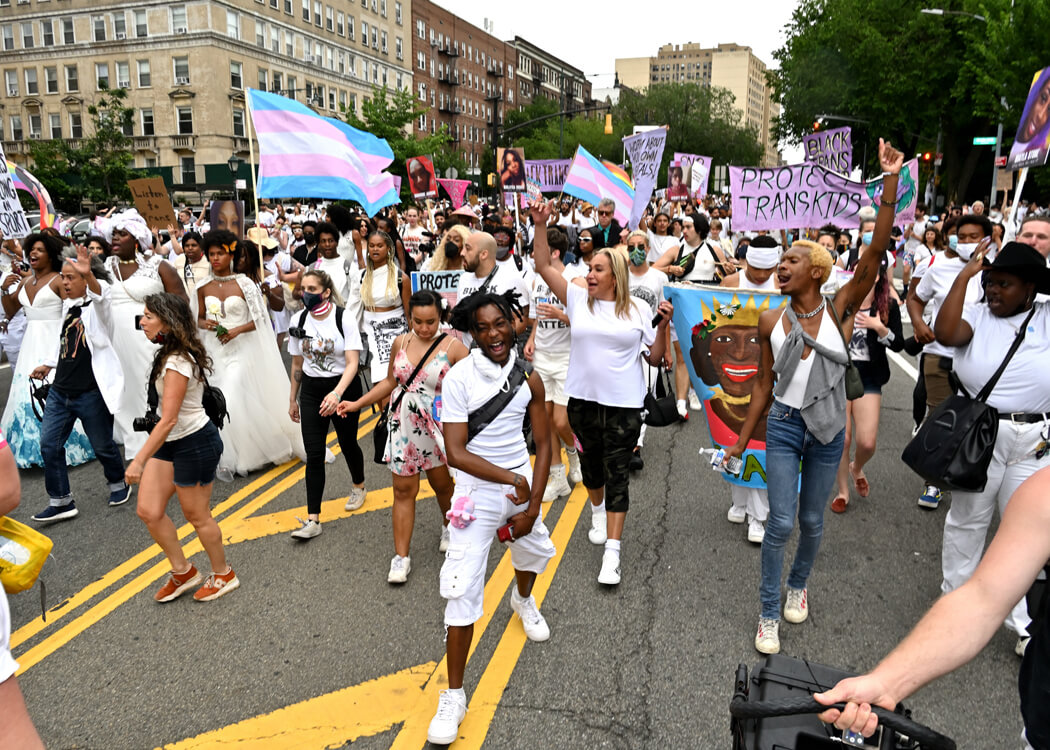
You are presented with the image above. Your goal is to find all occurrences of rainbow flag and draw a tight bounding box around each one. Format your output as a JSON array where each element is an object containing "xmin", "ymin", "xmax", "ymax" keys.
[
  {"xmin": 602, "ymin": 160, "xmax": 634, "ymax": 190},
  {"xmin": 246, "ymin": 89, "xmax": 398, "ymax": 216},
  {"xmin": 562, "ymin": 146, "xmax": 634, "ymax": 227}
]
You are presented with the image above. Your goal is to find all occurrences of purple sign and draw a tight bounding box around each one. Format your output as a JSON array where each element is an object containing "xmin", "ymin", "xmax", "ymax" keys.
[
  {"xmin": 524, "ymin": 159, "xmax": 571, "ymax": 192},
  {"xmin": 802, "ymin": 126, "xmax": 852, "ymax": 175},
  {"xmin": 673, "ymin": 152, "xmax": 712, "ymax": 199}
]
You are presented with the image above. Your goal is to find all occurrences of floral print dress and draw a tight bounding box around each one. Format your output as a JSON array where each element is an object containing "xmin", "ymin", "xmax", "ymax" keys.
[{"xmin": 385, "ymin": 336, "xmax": 452, "ymax": 477}]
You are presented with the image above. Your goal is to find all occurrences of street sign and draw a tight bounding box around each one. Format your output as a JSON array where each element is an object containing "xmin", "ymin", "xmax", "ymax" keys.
[
  {"xmin": 973, "ymin": 136, "xmax": 998, "ymax": 146},
  {"xmin": 995, "ymin": 156, "xmax": 1007, "ymax": 167}
]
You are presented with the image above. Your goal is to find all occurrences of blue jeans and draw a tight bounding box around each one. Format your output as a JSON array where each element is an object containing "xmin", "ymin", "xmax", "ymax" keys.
[
  {"xmin": 41, "ymin": 387, "xmax": 126, "ymax": 500},
  {"xmin": 760, "ymin": 400, "xmax": 845, "ymax": 619}
]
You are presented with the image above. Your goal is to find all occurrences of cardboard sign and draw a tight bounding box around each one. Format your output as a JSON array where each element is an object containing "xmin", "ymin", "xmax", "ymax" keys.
[
  {"xmin": 802, "ymin": 126, "xmax": 852, "ymax": 175},
  {"xmin": 406, "ymin": 156, "xmax": 438, "ymax": 199},
  {"xmin": 127, "ymin": 177, "xmax": 175, "ymax": 231},
  {"xmin": 0, "ymin": 145, "xmax": 31, "ymax": 237},
  {"xmin": 1006, "ymin": 67, "xmax": 1050, "ymax": 171},
  {"xmin": 497, "ymin": 148, "xmax": 527, "ymax": 192}
]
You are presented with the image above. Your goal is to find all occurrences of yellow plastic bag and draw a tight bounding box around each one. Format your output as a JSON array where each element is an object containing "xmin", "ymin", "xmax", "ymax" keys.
[{"xmin": 0, "ymin": 516, "xmax": 53, "ymax": 594}]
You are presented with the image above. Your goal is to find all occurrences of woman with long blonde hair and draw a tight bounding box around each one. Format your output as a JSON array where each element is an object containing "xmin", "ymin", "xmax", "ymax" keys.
[
  {"xmin": 352, "ymin": 231, "xmax": 411, "ymax": 387},
  {"xmin": 425, "ymin": 225, "xmax": 470, "ymax": 272}
]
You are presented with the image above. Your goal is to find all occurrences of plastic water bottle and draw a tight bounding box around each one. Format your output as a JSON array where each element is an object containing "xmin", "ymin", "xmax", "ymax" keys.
[{"xmin": 432, "ymin": 395, "xmax": 441, "ymax": 423}]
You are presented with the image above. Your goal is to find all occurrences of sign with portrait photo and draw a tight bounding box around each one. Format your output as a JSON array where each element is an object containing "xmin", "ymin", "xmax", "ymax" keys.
[
  {"xmin": 406, "ymin": 155, "xmax": 438, "ymax": 200},
  {"xmin": 672, "ymin": 152, "xmax": 713, "ymax": 200},
  {"xmin": 210, "ymin": 200, "xmax": 245, "ymax": 238},
  {"xmin": 497, "ymin": 147, "xmax": 527, "ymax": 192},
  {"xmin": 1006, "ymin": 66, "xmax": 1050, "ymax": 171}
]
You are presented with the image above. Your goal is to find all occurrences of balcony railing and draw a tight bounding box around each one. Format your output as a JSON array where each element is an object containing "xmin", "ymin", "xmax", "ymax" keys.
[{"xmin": 171, "ymin": 134, "xmax": 196, "ymax": 150}]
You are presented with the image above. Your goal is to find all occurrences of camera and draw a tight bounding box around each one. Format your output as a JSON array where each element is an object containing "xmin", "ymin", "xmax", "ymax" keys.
[
  {"xmin": 418, "ymin": 230, "xmax": 437, "ymax": 256},
  {"xmin": 134, "ymin": 314, "xmax": 144, "ymax": 330},
  {"xmin": 133, "ymin": 411, "xmax": 160, "ymax": 433},
  {"xmin": 288, "ymin": 325, "xmax": 308, "ymax": 339}
]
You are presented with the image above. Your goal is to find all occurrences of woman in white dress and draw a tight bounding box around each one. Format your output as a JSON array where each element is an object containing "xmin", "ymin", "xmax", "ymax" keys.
[
  {"xmin": 101, "ymin": 210, "xmax": 188, "ymax": 457},
  {"xmin": 351, "ymin": 230, "xmax": 411, "ymax": 388},
  {"xmin": 0, "ymin": 232, "xmax": 95, "ymax": 468},
  {"xmin": 196, "ymin": 231, "xmax": 304, "ymax": 477}
]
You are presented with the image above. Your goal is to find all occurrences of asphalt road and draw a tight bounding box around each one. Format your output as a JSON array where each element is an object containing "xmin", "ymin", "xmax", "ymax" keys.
[{"xmin": 0, "ymin": 341, "xmax": 1025, "ymax": 750}]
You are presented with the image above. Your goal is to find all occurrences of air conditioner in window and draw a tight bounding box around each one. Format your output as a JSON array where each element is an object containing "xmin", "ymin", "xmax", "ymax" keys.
[
  {"xmin": 174, "ymin": 26, "xmax": 188, "ymax": 35},
  {"xmin": 304, "ymin": 54, "xmax": 316, "ymax": 64},
  {"xmin": 115, "ymin": 32, "xmax": 126, "ymax": 40},
  {"xmin": 119, "ymin": 82, "xmax": 130, "ymax": 89},
  {"xmin": 29, "ymin": 133, "xmax": 40, "ymax": 139},
  {"xmin": 176, "ymin": 76, "xmax": 190, "ymax": 85}
]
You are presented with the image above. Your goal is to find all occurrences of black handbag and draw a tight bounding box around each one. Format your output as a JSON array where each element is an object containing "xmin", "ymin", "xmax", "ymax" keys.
[
  {"xmin": 147, "ymin": 366, "xmax": 229, "ymax": 429},
  {"xmin": 901, "ymin": 307, "xmax": 1036, "ymax": 492},
  {"xmin": 643, "ymin": 365, "xmax": 680, "ymax": 427},
  {"xmin": 373, "ymin": 334, "xmax": 446, "ymax": 465},
  {"xmin": 825, "ymin": 300, "xmax": 864, "ymax": 401}
]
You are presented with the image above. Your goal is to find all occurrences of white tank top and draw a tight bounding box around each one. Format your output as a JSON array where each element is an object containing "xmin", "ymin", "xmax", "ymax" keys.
[
  {"xmin": 769, "ymin": 305, "xmax": 844, "ymax": 409},
  {"xmin": 733, "ymin": 270, "xmax": 778, "ymax": 292},
  {"xmin": 682, "ymin": 241, "xmax": 718, "ymax": 282}
]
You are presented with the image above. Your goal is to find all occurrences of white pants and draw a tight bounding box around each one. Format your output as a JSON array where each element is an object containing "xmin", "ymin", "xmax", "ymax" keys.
[
  {"xmin": 441, "ymin": 464, "xmax": 556, "ymax": 627},
  {"xmin": 731, "ymin": 484, "xmax": 769, "ymax": 522},
  {"xmin": 941, "ymin": 419, "xmax": 1047, "ymax": 636}
]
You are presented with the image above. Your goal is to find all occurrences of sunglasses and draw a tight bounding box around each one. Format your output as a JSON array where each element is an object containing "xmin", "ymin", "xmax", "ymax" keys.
[
  {"xmin": 597, "ymin": 210, "xmax": 613, "ymax": 216},
  {"xmin": 578, "ymin": 237, "xmax": 593, "ymax": 243},
  {"xmin": 627, "ymin": 243, "xmax": 646, "ymax": 250}
]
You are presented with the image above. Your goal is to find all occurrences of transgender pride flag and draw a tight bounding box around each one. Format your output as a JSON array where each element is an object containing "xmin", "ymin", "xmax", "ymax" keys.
[
  {"xmin": 562, "ymin": 145, "xmax": 634, "ymax": 227},
  {"xmin": 246, "ymin": 89, "xmax": 398, "ymax": 216}
]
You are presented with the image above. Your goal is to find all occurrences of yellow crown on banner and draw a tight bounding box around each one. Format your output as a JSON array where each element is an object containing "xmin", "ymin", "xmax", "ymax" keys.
[{"xmin": 692, "ymin": 294, "xmax": 769, "ymax": 340}]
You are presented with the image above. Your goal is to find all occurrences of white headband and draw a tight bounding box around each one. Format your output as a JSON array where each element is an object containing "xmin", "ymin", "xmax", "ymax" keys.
[{"xmin": 747, "ymin": 246, "xmax": 780, "ymax": 269}]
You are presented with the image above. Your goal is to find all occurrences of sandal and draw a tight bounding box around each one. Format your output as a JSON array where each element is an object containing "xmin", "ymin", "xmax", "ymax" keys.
[
  {"xmin": 850, "ymin": 462, "xmax": 870, "ymax": 498},
  {"xmin": 831, "ymin": 496, "xmax": 849, "ymax": 513}
]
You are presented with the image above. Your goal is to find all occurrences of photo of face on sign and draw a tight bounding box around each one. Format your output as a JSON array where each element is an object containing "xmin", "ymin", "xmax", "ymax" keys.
[
  {"xmin": 1006, "ymin": 66, "xmax": 1050, "ymax": 171},
  {"xmin": 498, "ymin": 147, "xmax": 526, "ymax": 192},
  {"xmin": 667, "ymin": 163, "xmax": 689, "ymax": 201},
  {"xmin": 210, "ymin": 200, "xmax": 244, "ymax": 238},
  {"xmin": 407, "ymin": 156, "xmax": 438, "ymax": 199}
]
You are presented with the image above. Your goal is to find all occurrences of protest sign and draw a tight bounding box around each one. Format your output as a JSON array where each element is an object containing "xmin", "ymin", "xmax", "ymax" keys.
[
  {"xmin": 410, "ymin": 270, "xmax": 462, "ymax": 311},
  {"xmin": 673, "ymin": 153, "xmax": 712, "ymax": 199},
  {"xmin": 0, "ymin": 148, "xmax": 31, "ymax": 238},
  {"xmin": 664, "ymin": 284, "xmax": 789, "ymax": 489},
  {"xmin": 437, "ymin": 178, "xmax": 471, "ymax": 209},
  {"xmin": 728, "ymin": 159, "xmax": 919, "ymax": 232},
  {"xmin": 1006, "ymin": 67, "xmax": 1050, "ymax": 171},
  {"xmin": 128, "ymin": 176, "xmax": 175, "ymax": 232},
  {"xmin": 623, "ymin": 128, "xmax": 666, "ymax": 230},
  {"xmin": 802, "ymin": 126, "xmax": 852, "ymax": 175},
  {"xmin": 524, "ymin": 159, "xmax": 571, "ymax": 192},
  {"xmin": 407, "ymin": 155, "xmax": 438, "ymax": 199},
  {"xmin": 210, "ymin": 200, "xmax": 245, "ymax": 237},
  {"xmin": 498, "ymin": 148, "xmax": 527, "ymax": 192}
]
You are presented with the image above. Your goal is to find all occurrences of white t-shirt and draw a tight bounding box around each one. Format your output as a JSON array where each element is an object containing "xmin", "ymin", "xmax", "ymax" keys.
[
  {"xmin": 287, "ymin": 307, "xmax": 364, "ymax": 378},
  {"xmin": 441, "ymin": 352, "xmax": 532, "ymax": 469},
  {"xmin": 564, "ymin": 282, "xmax": 655, "ymax": 408},
  {"xmin": 912, "ymin": 245, "xmax": 935, "ymax": 276},
  {"xmin": 0, "ymin": 574, "xmax": 16, "ymax": 683},
  {"xmin": 628, "ymin": 266, "xmax": 666, "ymax": 316},
  {"xmin": 914, "ymin": 255, "xmax": 982, "ymax": 358},
  {"xmin": 556, "ymin": 213, "xmax": 578, "ymax": 229},
  {"xmin": 647, "ymin": 231, "xmax": 679, "ymax": 264},
  {"xmin": 456, "ymin": 263, "xmax": 530, "ymax": 310},
  {"xmin": 530, "ymin": 266, "xmax": 581, "ymax": 355},
  {"xmin": 497, "ymin": 255, "xmax": 536, "ymax": 289},
  {"xmin": 954, "ymin": 302, "xmax": 1050, "ymax": 413},
  {"xmin": 313, "ymin": 255, "xmax": 353, "ymax": 304},
  {"xmin": 401, "ymin": 225, "xmax": 426, "ymax": 259},
  {"xmin": 157, "ymin": 353, "xmax": 210, "ymax": 441}
]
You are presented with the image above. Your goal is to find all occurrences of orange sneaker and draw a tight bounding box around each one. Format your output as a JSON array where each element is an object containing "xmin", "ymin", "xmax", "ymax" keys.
[
  {"xmin": 155, "ymin": 565, "xmax": 202, "ymax": 603},
  {"xmin": 193, "ymin": 568, "xmax": 240, "ymax": 602}
]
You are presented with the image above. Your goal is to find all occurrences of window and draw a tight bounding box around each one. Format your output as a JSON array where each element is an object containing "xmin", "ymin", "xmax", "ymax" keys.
[
  {"xmin": 313, "ymin": 0, "xmax": 321, "ymax": 25},
  {"xmin": 272, "ymin": 72, "xmax": 282, "ymax": 91},
  {"xmin": 133, "ymin": 60, "xmax": 151, "ymax": 88},
  {"xmin": 92, "ymin": 16, "xmax": 105, "ymax": 42},
  {"xmin": 347, "ymin": 16, "xmax": 354, "ymax": 39},
  {"xmin": 416, "ymin": 19, "xmax": 424, "ymax": 38},
  {"xmin": 62, "ymin": 18, "xmax": 74, "ymax": 44},
  {"xmin": 42, "ymin": 66, "xmax": 58, "ymax": 94},
  {"xmin": 380, "ymin": 0, "xmax": 386, "ymax": 16},
  {"xmin": 28, "ymin": 114, "xmax": 41, "ymax": 138},
  {"xmin": 271, "ymin": 27, "xmax": 279, "ymax": 53},
  {"xmin": 417, "ymin": 82, "xmax": 425, "ymax": 101},
  {"xmin": 230, "ymin": 61, "xmax": 242, "ymax": 89},
  {"xmin": 180, "ymin": 156, "xmax": 195, "ymax": 185},
  {"xmin": 1, "ymin": 25, "xmax": 12, "ymax": 51},
  {"xmin": 134, "ymin": 9, "xmax": 147, "ymax": 37},
  {"xmin": 361, "ymin": 21, "xmax": 368, "ymax": 46},
  {"xmin": 418, "ymin": 113, "xmax": 425, "ymax": 130},
  {"xmin": 49, "ymin": 113, "xmax": 61, "ymax": 139},
  {"xmin": 4, "ymin": 70, "xmax": 16, "ymax": 97},
  {"xmin": 395, "ymin": 37, "xmax": 402, "ymax": 60},
  {"xmin": 95, "ymin": 63, "xmax": 109, "ymax": 89},
  {"xmin": 233, "ymin": 108, "xmax": 245, "ymax": 136},
  {"xmin": 339, "ymin": 89, "xmax": 346, "ymax": 108},
  {"xmin": 115, "ymin": 62, "xmax": 129, "ymax": 88},
  {"xmin": 257, "ymin": 68, "xmax": 268, "ymax": 90},
  {"xmin": 121, "ymin": 117, "xmax": 133, "ymax": 137},
  {"xmin": 336, "ymin": 11, "xmax": 343, "ymax": 35},
  {"xmin": 64, "ymin": 65, "xmax": 78, "ymax": 92},
  {"xmin": 226, "ymin": 10, "xmax": 240, "ymax": 39},
  {"xmin": 177, "ymin": 106, "xmax": 193, "ymax": 134},
  {"xmin": 381, "ymin": 30, "xmax": 386, "ymax": 53},
  {"xmin": 11, "ymin": 116, "xmax": 23, "ymax": 141},
  {"xmin": 284, "ymin": 0, "xmax": 292, "ymax": 14},
  {"xmin": 22, "ymin": 22, "xmax": 34, "ymax": 48},
  {"xmin": 396, "ymin": 72, "xmax": 402, "ymax": 90},
  {"xmin": 69, "ymin": 112, "xmax": 82, "ymax": 138},
  {"xmin": 41, "ymin": 20, "xmax": 53, "ymax": 46},
  {"xmin": 416, "ymin": 51, "xmax": 424, "ymax": 71},
  {"xmin": 113, "ymin": 12, "xmax": 126, "ymax": 38},
  {"xmin": 140, "ymin": 108, "xmax": 154, "ymax": 135},
  {"xmin": 256, "ymin": 21, "xmax": 265, "ymax": 47},
  {"xmin": 371, "ymin": 26, "xmax": 377, "ymax": 49},
  {"xmin": 170, "ymin": 5, "xmax": 187, "ymax": 32},
  {"xmin": 301, "ymin": 0, "xmax": 309, "ymax": 21},
  {"xmin": 325, "ymin": 6, "xmax": 333, "ymax": 31},
  {"xmin": 173, "ymin": 56, "xmax": 189, "ymax": 83},
  {"xmin": 348, "ymin": 93, "xmax": 355, "ymax": 113},
  {"xmin": 395, "ymin": 1, "xmax": 401, "ymax": 24},
  {"xmin": 287, "ymin": 75, "xmax": 296, "ymax": 93}
]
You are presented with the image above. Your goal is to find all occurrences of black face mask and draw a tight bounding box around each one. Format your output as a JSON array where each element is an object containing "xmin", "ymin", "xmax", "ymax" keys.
[
  {"xmin": 304, "ymin": 233, "xmax": 316, "ymax": 244},
  {"xmin": 444, "ymin": 241, "xmax": 461, "ymax": 259}
]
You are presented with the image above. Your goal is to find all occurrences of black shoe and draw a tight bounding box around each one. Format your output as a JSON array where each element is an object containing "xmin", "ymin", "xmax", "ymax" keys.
[
  {"xmin": 32, "ymin": 501, "xmax": 79, "ymax": 523},
  {"xmin": 629, "ymin": 447, "xmax": 644, "ymax": 472}
]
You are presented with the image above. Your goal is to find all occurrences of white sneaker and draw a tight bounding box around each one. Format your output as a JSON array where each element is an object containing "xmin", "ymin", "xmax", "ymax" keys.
[
  {"xmin": 345, "ymin": 485, "xmax": 366, "ymax": 511},
  {"xmin": 387, "ymin": 554, "xmax": 411, "ymax": 584},
  {"xmin": 727, "ymin": 505, "xmax": 747, "ymax": 524},
  {"xmin": 588, "ymin": 511, "xmax": 607, "ymax": 545},
  {"xmin": 598, "ymin": 549, "xmax": 621, "ymax": 585},
  {"xmin": 784, "ymin": 587, "xmax": 809, "ymax": 623},
  {"xmin": 747, "ymin": 518, "xmax": 766, "ymax": 545},
  {"xmin": 510, "ymin": 589, "xmax": 550, "ymax": 642},
  {"xmin": 543, "ymin": 465, "xmax": 571, "ymax": 502},
  {"xmin": 324, "ymin": 447, "xmax": 336, "ymax": 464},
  {"xmin": 290, "ymin": 518, "xmax": 321, "ymax": 540},
  {"xmin": 688, "ymin": 390, "xmax": 702, "ymax": 411},
  {"xmin": 566, "ymin": 448, "xmax": 582, "ymax": 484},
  {"xmin": 755, "ymin": 617, "xmax": 780, "ymax": 654},
  {"xmin": 426, "ymin": 689, "xmax": 467, "ymax": 745},
  {"xmin": 439, "ymin": 525, "xmax": 450, "ymax": 553},
  {"xmin": 676, "ymin": 399, "xmax": 688, "ymax": 419}
]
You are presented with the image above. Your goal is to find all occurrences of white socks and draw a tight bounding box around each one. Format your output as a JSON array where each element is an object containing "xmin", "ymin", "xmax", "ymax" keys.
[
  {"xmin": 591, "ymin": 500, "xmax": 605, "ymax": 516},
  {"xmin": 605, "ymin": 539, "xmax": 621, "ymax": 555}
]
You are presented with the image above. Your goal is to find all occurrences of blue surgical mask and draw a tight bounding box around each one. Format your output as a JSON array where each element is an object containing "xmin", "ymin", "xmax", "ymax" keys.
[
  {"xmin": 948, "ymin": 235, "xmax": 959, "ymax": 251},
  {"xmin": 302, "ymin": 291, "xmax": 325, "ymax": 311},
  {"xmin": 862, "ymin": 231, "xmax": 873, "ymax": 246}
]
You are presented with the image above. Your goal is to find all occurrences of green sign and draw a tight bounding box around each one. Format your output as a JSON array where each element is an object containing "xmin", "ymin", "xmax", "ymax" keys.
[{"xmin": 973, "ymin": 136, "xmax": 998, "ymax": 146}]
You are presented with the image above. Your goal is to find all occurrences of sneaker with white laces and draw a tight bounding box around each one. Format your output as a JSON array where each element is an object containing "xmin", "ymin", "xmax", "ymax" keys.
[
  {"xmin": 387, "ymin": 554, "xmax": 411, "ymax": 584},
  {"xmin": 755, "ymin": 617, "xmax": 781, "ymax": 654},
  {"xmin": 439, "ymin": 525, "xmax": 450, "ymax": 552},
  {"xmin": 510, "ymin": 589, "xmax": 550, "ymax": 642},
  {"xmin": 727, "ymin": 504, "xmax": 747, "ymax": 524},
  {"xmin": 324, "ymin": 447, "xmax": 336, "ymax": 464},
  {"xmin": 588, "ymin": 511, "xmax": 607, "ymax": 545},
  {"xmin": 597, "ymin": 549, "xmax": 621, "ymax": 585},
  {"xmin": 193, "ymin": 567, "xmax": 240, "ymax": 601},
  {"xmin": 427, "ymin": 689, "xmax": 467, "ymax": 745},
  {"xmin": 543, "ymin": 464, "xmax": 571, "ymax": 502},
  {"xmin": 290, "ymin": 518, "xmax": 321, "ymax": 540},
  {"xmin": 566, "ymin": 448, "xmax": 582, "ymax": 484},
  {"xmin": 747, "ymin": 517, "xmax": 765, "ymax": 545},
  {"xmin": 917, "ymin": 486, "xmax": 941, "ymax": 509},
  {"xmin": 688, "ymin": 390, "xmax": 702, "ymax": 411},
  {"xmin": 784, "ymin": 587, "xmax": 809, "ymax": 623},
  {"xmin": 345, "ymin": 485, "xmax": 366, "ymax": 511}
]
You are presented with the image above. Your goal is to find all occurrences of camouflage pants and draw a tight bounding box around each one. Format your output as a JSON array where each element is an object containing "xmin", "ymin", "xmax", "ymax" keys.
[{"xmin": 566, "ymin": 398, "xmax": 643, "ymax": 513}]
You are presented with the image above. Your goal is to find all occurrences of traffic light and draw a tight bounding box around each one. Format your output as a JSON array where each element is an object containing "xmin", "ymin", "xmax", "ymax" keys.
[
  {"xmin": 604, "ymin": 113, "xmax": 613, "ymax": 135},
  {"xmin": 922, "ymin": 152, "xmax": 932, "ymax": 162},
  {"xmin": 813, "ymin": 120, "xmax": 822, "ymax": 132},
  {"xmin": 487, "ymin": 173, "xmax": 496, "ymax": 187}
]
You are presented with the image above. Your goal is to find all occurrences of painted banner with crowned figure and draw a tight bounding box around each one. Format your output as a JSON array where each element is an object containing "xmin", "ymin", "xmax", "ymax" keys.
[{"xmin": 664, "ymin": 284, "xmax": 789, "ymax": 489}]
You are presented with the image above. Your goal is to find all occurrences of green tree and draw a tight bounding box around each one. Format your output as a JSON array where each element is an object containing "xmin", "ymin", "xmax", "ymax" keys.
[{"xmin": 23, "ymin": 138, "xmax": 81, "ymax": 214}]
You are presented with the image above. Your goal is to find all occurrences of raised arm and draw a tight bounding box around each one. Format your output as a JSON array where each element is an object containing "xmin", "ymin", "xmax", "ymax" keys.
[{"xmin": 529, "ymin": 200, "xmax": 569, "ymax": 305}]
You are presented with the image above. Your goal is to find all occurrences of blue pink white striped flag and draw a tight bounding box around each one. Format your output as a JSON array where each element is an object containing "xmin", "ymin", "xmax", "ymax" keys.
[
  {"xmin": 562, "ymin": 146, "xmax": 634, "ymax": 227},
  {"xmin": 246, "ymin": 89, "xmax": 398, "ymax": 216}
]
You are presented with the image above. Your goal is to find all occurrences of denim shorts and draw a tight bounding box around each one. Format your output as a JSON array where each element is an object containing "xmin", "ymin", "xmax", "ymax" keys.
[{"xmin": 152, "ymin": 422, "xmax": 224, "ymax": 487}]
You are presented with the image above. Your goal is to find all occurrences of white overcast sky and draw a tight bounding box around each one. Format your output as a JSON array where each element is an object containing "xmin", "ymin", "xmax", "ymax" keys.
[{"xmin": 433, "ymin": 0, "xmax": 803, "ymax": 157}]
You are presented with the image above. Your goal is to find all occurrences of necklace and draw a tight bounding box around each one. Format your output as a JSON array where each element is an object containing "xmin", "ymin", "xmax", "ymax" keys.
[
  {"xmin": 794, "ymin": 298, "xmax": 826, "ymax": 319},
  {"xmin": 117, "ymin": 256, "xmax": 138, "ymax": 265},
  {"xmin": 211, "ymin": 273, "xmax": 238, "ymax": 285}
]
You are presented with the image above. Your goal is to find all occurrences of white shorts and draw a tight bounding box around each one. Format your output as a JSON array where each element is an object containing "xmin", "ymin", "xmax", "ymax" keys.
[
  {"xmin": 0, "ymin": 588, "xmax": 17, "ymax": 683},
  {"xmin": 532, "ymin": 350, "xmax": 570, "ymax": 406},
  {"xmin": 441, "ymin": 464, "xmax": 556, "ymax": 627}
]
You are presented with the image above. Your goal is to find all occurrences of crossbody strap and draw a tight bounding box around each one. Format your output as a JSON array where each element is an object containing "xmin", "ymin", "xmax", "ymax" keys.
[
  {"xmin": 825, "ymin": 297, "xmax": 856, "ymax": 368},
  {"xmin": 467, "ymin": 360, "xmax": 531, "ymax": 443},
  {"xmin": 975, "ymin": 306, "xmax": 1037, "ymax": 402},
  {"xmin": 390, "ymin": 333, "xmax": 447, "ymax": 413}
]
